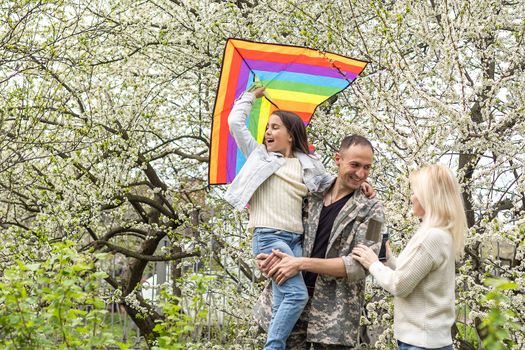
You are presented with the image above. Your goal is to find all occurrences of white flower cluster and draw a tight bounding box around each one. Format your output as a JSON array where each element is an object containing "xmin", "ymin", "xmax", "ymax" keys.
[{"xmin": 124, "ymin": 292, "xmax": 150, "ymax": 315}]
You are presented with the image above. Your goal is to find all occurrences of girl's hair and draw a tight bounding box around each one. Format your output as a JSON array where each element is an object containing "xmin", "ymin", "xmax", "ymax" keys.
[
  {"xmin": 270, "ymin": 110, "xmax": 310, "ymax": 154},
  {"xmin": 410, "ymin": 164, "xmax": 468, "ymax": 261}
]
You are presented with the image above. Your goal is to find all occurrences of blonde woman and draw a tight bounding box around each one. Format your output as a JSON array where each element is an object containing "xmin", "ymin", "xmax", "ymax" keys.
[{"xmin": 352, "ymin": 164, "xmax": 467, "ymax": 350}]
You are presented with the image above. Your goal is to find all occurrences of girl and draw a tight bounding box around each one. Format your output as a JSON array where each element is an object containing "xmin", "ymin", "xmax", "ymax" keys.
[
  {"xmin": 224, "ymin": 87, "xmax": 332, "ymax": 350},
  {"xmin": 352, "ymin": 164, "xmax": 468, "ymax": 350}
]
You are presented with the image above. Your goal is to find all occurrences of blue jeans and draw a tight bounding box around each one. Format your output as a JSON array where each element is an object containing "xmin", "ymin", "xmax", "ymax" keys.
[
  {"xmin": 252, "ymin": 228, "xmax": 309, "ymax": 350},
  {"xmin": 397, "ymin": 340, "xmax": 453, "ymax": 350}
]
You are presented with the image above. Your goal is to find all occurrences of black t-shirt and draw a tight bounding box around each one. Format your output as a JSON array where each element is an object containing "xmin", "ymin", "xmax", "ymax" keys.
[{"xmin": 303, "ymin": 191, "xmax": 353, "ymax": 296}]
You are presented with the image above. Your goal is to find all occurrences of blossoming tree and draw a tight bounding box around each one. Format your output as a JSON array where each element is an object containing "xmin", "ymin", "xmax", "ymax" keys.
[{"xmin": 1, "ymin": 0, "xmax": 523, "ymax": 348}]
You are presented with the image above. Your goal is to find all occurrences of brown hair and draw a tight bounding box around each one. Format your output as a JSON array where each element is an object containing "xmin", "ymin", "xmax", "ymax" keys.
[
  {"xmin": 339, "ymin": 135, "xmax": 374, "ymax": 153},
  {"xmin": 270, "ymin": 110, "xmax": 310, "ymax": 154}
]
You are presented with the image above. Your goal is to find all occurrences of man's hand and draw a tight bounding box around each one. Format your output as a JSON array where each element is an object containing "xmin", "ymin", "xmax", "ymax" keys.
[
  {"xmin": 256, "ymin": 251, "xmax": 281, "ymax": 277},
  {"xmin": 268, "ymin": 250, "xmax": 302, "ymax": 285},
  {"xmin": 351, "ymin": 244, "xmax": 379, "ymax": 269},
  {"xmin": 361, "ymin": 182, "xmax": 376, "ymax": 198}
]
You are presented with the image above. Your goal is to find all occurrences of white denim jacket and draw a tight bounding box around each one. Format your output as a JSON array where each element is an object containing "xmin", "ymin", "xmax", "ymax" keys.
[{"xmin": 224, "ymin": 92, "xmax": 334, "ymax": 210}]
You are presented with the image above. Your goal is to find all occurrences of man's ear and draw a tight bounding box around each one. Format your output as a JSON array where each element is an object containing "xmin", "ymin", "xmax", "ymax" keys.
[{"xmin": 335, "ymin": 152, "xmax": 341, "ymax": 166}]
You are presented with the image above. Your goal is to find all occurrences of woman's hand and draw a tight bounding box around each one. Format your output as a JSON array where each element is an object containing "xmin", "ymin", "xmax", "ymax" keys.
[
  {"xmin": 361, "ymin": 182, "xmax": 376, "ymax": 198},
  {"xmin": 351, "ymin": 244, "xmax": 379, "ymax": 269}
]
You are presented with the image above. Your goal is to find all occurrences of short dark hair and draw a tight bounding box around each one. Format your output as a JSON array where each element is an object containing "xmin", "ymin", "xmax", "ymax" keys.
[
  {"xmin": 339, "ymin": 135, "xmax": 374, "ymax": 153},
  {"xmin": 270, "ymin": 110, "xmax": 310, "ymax": 154}
]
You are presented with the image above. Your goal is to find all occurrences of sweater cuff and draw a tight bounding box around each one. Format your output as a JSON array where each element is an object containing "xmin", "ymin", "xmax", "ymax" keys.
[{"xmin": 369, "ymin": 261, "xmax": 383, "ymax": 276}]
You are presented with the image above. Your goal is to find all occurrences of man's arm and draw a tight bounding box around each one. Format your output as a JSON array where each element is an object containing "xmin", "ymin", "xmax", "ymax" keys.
[
  {"xmin": 266, "ymin": 201, "xmax": 384, "ymax": 285},
  {"xmin": 297, "ymin": 257, "xmax": 346, "ymax": 277},
  {"xmin": 267, "ymin": 253, "xmax": 345, "ymax": 285},
  {"xmin": 339, "ymin": 204, "xmax": 384, "ymax": 282}
]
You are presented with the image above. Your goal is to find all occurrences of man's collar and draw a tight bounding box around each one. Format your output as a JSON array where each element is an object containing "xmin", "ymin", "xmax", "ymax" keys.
[{"xmin": 318, "ymin": 178, "xmax": 368, "ymax": 202}]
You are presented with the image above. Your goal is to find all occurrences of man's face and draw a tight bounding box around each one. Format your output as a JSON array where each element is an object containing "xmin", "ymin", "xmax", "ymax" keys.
[{"xmin": 335, "ymin": 144, "xmax": 374, "ymax": 191}]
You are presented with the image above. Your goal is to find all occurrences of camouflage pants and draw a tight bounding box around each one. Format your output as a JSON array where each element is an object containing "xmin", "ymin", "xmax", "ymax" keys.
[{"xmin": 285, "ymin": 303, "xmax": 354, "ymax": 350}]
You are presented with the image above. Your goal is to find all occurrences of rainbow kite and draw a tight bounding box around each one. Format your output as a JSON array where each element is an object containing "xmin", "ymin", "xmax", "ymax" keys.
[{"xmin": 209, "ymin": 38, "xmax": 368, "ymax": 185}]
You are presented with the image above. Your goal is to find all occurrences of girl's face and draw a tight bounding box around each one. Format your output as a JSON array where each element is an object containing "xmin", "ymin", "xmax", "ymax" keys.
[
  {"xmin": 264, "ymin": 114, "xmax": 293, "ymax": 157},
  {"xmin": 411, "ymin": 193, "xmax": 426, "ymax": 218}
]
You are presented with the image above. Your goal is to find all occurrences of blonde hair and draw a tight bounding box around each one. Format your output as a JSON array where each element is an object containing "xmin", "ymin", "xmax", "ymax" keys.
[{"xmin": 410, "ymin": 164, "xmax": 468, "ymax": 260}]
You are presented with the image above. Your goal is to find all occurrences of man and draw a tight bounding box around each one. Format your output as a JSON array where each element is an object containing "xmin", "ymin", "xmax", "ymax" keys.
[{"xmin": 254, "ymin": 135, "xmax": 384, "ymax": 349}]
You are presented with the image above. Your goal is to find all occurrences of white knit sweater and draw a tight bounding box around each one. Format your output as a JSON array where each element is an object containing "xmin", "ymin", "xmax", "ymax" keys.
[
  {"xmin": 369, "ymin": 227, "xmax": 456, "ymax": 348},
  {"xmin": 248, "ymin": 157, "xmax": 307, "ymax": 234}
]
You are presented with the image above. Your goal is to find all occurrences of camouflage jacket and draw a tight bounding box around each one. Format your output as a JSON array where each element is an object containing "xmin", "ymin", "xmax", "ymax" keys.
[{"xmin": 253, "ymin": 182, "xmax": 385, "ymax": 347}]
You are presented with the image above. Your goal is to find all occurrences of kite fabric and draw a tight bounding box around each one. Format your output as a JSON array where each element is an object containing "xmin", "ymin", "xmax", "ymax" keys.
[{"xmin": 209, "ymin": 38, "xmax": 368, "ymax": 185}]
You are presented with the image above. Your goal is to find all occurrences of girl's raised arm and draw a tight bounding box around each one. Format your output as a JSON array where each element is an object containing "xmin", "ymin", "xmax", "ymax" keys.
[{"xmin": 227, "ymin": 87, "xmax": 265, "ymax": 157}]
